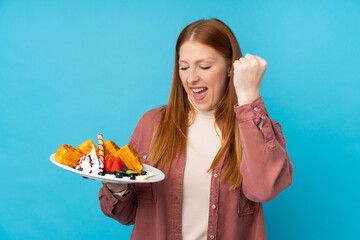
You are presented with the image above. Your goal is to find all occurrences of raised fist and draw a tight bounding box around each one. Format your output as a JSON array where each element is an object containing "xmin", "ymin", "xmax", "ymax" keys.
[{"xmin": 233, "ymin": 53, "xmax": 267, "ymax": 105}]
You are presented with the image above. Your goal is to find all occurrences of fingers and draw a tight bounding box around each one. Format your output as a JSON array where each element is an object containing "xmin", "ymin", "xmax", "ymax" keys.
[
  {"xmin": 239, "ymin": 58, "xmax": 248, "ymax": 64},
  {"xmin": 233, "ymin": 55, "xmax": 253, "ymax": 68},
  {"xmin": 243, "ymin": 54, "xmax": 259, "ymax": 66},
  {"xmin": 233, "ymin": 56, "xmax": 251, "ymax": 71},
  {"xmin": 233, "ymin": 54, "xmax": 267, "ymax": 69},
  {"xmin": 246, "ymin": 54, "xmax": 267, "ymax": 68},
  {"xmin": 232, "ymin": 60, "xmax": 242, "ymax": 73}
]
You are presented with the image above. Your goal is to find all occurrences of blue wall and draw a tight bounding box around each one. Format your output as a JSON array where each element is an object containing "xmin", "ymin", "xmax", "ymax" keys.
[{"xmin": 1, "ymin": 0, "xmax": 359, "ymax": 239}]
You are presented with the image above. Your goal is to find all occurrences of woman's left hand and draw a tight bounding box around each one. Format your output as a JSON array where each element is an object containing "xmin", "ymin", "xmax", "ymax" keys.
[{"xmin": 233, "ymin": 54, "xmax": 267, "ymax": 105}]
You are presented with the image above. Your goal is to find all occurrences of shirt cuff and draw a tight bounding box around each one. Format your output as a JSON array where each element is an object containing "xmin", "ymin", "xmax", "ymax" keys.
[{"xmin": 234, "ymin": 96, "xmax": 268, "ymax": 122}]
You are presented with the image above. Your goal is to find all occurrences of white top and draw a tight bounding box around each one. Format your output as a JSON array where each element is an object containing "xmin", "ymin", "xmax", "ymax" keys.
[{"xmin": 182, "ymin": 104, "xmax": 222, "ymax": 240}]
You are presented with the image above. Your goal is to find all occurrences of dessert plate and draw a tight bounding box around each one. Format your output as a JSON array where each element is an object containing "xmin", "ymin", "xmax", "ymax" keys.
[{"xmin": 50, "ymin": 154, "xmax": 165, "ymax": 183}]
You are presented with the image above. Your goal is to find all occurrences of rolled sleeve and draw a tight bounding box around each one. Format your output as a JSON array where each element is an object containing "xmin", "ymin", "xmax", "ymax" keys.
[
  {"xmin": 235, "ymin": 96, "xmax": 278, "ymax": 146},
  {"xmin": 98, "ymin": 184, "xmax": 137, "ymax": 225},
  {"xmin": 234, "ymin": 96, "xmax": 293, "ymax": 202},
  {"xmin": 235, "ymin": 96, "xmax": 269, "ymax": 122}
]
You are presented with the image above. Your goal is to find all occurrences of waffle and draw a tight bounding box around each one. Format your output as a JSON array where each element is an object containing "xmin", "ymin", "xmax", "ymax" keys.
[
  {"xmin": 78, "ymin": 139, "xmax": 99, "ymax": 157},
  {"xmin": 55, "ymin": 144, "xmax": 84, "ymax": 168},
  {"xmin": 118, "ymin": 145, "xmax": 143, "ymax": 173},
  {"xmin": 104, "ymin": 140, "xmax": 121, "ymax": 160}
]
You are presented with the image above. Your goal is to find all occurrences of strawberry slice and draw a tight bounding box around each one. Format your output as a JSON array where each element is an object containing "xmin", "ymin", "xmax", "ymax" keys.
[
  {"xmin": 110, "ymin": 157, "xmax": 123, "ymax": 172},
  {"xmin": 104, "ymin": 156, "xmax": 114, "ymax": 172}
]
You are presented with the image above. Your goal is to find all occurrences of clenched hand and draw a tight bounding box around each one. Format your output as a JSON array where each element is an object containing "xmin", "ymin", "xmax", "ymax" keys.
[{"xmin": 233, "ymin": 53, "xmax": 267, "ymax": 106}]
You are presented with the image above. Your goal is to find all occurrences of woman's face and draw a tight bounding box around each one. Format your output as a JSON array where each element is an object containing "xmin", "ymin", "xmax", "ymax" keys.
[{"xmin": 178, "ymin": 41, "xmax": 230, "ymax": 112}]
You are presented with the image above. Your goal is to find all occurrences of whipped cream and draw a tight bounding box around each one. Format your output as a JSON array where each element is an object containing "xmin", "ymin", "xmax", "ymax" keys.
[{"xmin": 75, "ymin": 145, "xmax": 104, "ymax": 174}]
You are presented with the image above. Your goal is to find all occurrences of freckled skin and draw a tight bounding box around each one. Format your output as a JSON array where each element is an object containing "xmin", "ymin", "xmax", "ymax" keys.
[{"xmin": 178, "ymin": 41, "xmax": 230, "ymax": 112}]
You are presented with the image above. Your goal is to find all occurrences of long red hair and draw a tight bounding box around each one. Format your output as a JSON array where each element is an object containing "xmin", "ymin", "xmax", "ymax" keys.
[{"xmin": 149, "ymin": 18, "xmax": 243, "ymax": 189}]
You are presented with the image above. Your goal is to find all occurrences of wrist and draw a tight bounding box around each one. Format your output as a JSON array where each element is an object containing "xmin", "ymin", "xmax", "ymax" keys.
[
  {"xmin": 113, "ymin": 187, "xmax": 130, "ymax": 197},
  {"xmin": 105, "ymin": 183, "xmax": 128, "ymax": 193},
  {"xmin": 236, "ymin": 91, "xmax": 260, "ymax": 106}
]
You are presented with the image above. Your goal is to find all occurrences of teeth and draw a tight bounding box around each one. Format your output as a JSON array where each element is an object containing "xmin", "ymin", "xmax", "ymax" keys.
[{"xmin": 192, "ymin": 87, "xmax": 207, "ymax": 93}]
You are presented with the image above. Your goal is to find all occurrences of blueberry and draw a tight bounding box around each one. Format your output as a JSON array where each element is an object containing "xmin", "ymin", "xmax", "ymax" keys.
[
  {"xmin": 141, "ymin": 171, "xmax": 147, "ymax": 175},
  {"xmin": 115, "ymin": 172, "xmax": 123, "ymax": 178},
  {"xmin": 98, "ymin": 171, "xmax": 105, "ymax": 176},
  {"xmin": 130, "ymin": 174, "xmax": 136, "ymax": 180}
]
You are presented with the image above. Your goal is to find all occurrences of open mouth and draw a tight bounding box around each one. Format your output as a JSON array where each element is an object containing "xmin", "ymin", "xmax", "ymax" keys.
[{"xmin": 191, "ymin": 87, "xmax": 208, "ymax": 101}]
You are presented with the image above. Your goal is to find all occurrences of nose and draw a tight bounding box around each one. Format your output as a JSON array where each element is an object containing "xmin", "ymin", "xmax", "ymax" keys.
[{"xmin": 187, "ymin": 68, "xmax": 199, "ymax": 84}]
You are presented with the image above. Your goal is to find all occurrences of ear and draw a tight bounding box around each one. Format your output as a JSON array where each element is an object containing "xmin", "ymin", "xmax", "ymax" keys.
[{"xmin": 227, "ymin": 65, "xmax": 232, "ymax": 77}]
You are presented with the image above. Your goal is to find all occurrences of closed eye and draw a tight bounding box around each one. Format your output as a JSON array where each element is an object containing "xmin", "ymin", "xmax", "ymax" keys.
[
  {"xmin": 200, "ymin": 66, "xmax": 211, "ymax": 70},
  {"xmin": 180, "ymin": 67, "xmax": 188, "ymax": 71}
]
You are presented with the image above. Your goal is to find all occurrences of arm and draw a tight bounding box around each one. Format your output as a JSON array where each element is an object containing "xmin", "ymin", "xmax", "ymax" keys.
[
  {"xmin": 98, "ymin": 115, "xmax": 145, "ymax": 225},
  {"xmin": 98, "ymin": 184, "xmax": 137, "ymax": 225},
  {"xmin": 233, "ymin": 54, "xmax": 293, "ymax": 202},
  {"xmin": 98, "ymin": 108, "xmax": 163, "ymax": 224},
  {"xmin": 235, "ymin": 96, "xmax": 293, "ymax": 202}
]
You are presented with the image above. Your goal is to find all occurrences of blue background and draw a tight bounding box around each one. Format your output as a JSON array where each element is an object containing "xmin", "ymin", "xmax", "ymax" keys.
[{"xmin": 1, "ymin": 0, "xmax": 359, "ymax": 239}]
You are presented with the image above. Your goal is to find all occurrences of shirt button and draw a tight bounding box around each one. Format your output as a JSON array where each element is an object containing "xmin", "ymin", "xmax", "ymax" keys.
[
  {"xmin": 143, "ymin": 155, "xmax": 147, "ymax": 160},
  {"xmin": 254, "ymin": 107, "xmax": 259, "ymax": 111},
  {"xmin": 212, "ymin": 204, "xmax": 216, "ymax": 209},
  {"xmin": 213, "ymin": 173, "xmax": 218, "ymax": 178},
  {"xmin": 210, "ymin": 235, "xmax": 215, "ymax": 239}
]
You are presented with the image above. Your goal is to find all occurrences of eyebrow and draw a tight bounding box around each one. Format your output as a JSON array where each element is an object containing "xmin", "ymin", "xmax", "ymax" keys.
[{"xmin": 178, "ymin": 58, "xmax": 216, "ymax": 64}]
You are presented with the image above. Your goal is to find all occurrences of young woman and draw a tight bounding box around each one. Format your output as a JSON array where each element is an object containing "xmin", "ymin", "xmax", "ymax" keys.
[{"xmin": 99, "ymin": 18, "xmax": 293, "ymax": 240}]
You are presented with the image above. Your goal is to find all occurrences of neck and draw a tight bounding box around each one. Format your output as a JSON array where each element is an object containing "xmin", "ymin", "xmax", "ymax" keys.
[{"xmin": 188, "ymin": 96, "xmax": 215, "ymax": 118}]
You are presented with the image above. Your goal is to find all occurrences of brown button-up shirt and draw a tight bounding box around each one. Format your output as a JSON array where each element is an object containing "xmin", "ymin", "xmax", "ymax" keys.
[{"xmin": 98, "ymin": 96, "xmax": 293, "ymax": 240}]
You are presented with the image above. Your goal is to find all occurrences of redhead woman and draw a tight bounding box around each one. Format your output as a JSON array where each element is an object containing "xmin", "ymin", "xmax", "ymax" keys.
[{"xmin": 99, "ymin": 18, "xmax": 293, "ymax": 240}]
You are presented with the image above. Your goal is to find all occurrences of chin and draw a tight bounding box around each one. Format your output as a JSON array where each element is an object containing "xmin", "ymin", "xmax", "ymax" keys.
[{"xmin": 196, "ymin": 104, "xmax": 212, "ymax": 112}]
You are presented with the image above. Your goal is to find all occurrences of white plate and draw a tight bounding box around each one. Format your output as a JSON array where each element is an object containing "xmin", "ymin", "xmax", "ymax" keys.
[{"xmin": 50, "ymin": 154, "xmax": 165, "ymax": 183}]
